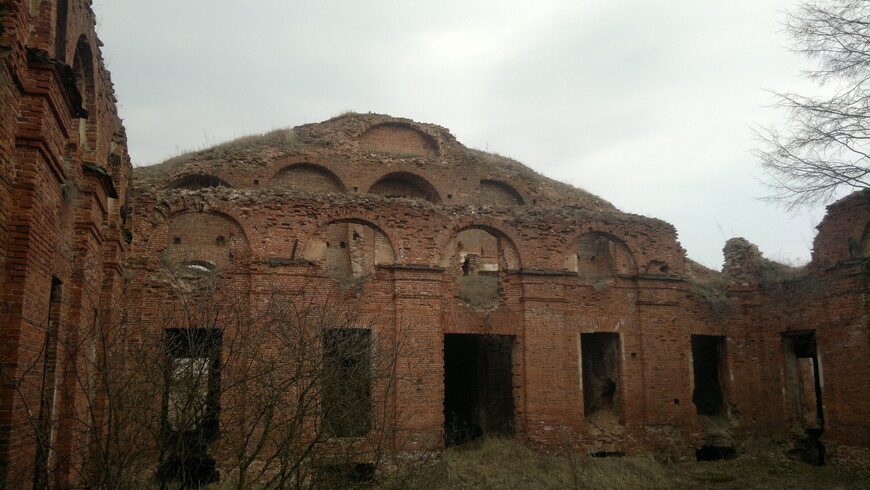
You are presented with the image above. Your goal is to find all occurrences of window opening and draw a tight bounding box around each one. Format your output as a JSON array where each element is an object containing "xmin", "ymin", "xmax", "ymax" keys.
[
  {"xmin": 159, "ymin": 329, "xmax": 222, "ymax": 486},
  {"xmin": 322, "ymin": 329, "xmax": 372, "ymax": 437}
]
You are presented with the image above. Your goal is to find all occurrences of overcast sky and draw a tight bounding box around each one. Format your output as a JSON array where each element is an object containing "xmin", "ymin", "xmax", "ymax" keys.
[{"xmin": 93, "ymin": 0, "xmax": 841, "ymax": 270}]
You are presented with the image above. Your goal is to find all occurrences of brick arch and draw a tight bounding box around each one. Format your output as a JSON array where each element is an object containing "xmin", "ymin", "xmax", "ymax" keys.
[
  {"xmin": 566, "ymin": 230, "xmax": 638, "ymax": 277},
  {"xmin": 360, "ymin": 122, "xmax": 439, "ymax": 157},
  {"xmin": 168, "ymin": 173, "xmax": 232, "ymax": 190},
  {"xmin": 268, "ymin": 158, "xmax": 352, "ymax": 186},
  {"xmin": 366, "ymin": 170, "xmax": 442, "ymax": 204},
  {"xmin": 434, "ymin": 217, "xmax": 525, "ymax": 270},
  {"xmin": 297, "ymin": 207, "xmax": 399, "ymax": 262},
  {"xmin": 477, "ymin": 179, "xmax": 526, "ymax": 206},
  {"xmin": 302, "ymin": 217, "xmax": 397, "ymax": 277},
  {"xmin": 140, "ymin": 195, "xmax": 262, "ymax": 256},
  {"xmin": 267, "ymin": 161, "xmax": 347, "ymax": 193}
]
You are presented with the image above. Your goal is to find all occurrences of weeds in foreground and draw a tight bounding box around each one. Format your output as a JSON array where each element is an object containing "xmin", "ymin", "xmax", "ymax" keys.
[{"xmin": 383, "ymin": 437, "xmax": 867, "ymax": 489}]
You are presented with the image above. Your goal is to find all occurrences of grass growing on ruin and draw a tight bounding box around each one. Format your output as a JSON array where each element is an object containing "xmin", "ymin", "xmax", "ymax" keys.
[
  {"xmin": 464, "ymin": 149, "xmax": 614, "ymax": 211},
  {"xmin": 379, "ymin": 437, "xmax": 868, "ymax": 489},
  {"xmin": 134, "ymin": 128, "xmax": 301, "ymax": 180}
]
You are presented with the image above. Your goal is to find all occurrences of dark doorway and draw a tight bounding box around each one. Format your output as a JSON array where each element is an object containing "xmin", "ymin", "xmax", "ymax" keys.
[
  {"xmin": 580, "ymin": 332, "xmax": 621, "ymax": 418},
  {"xmin": 691, "ymin": 335, "xmax": 726, "ymax": 416},
  {"xmin": 443, "ymin": 334, "xmax": 514, "ymax": 446}
]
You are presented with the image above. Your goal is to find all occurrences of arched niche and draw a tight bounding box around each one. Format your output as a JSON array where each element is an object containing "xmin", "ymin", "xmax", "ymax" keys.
[
  {"xmin": 477, "ymin": 180, "xmax": 524, "ymax": 206},
  {"xmin": 368, "ymin": 172, "xmax": 441, "ymax": 203},
  {"xmin": 163, "ymin": 212, "xmax": 250, "ymax": 276},
  {"xmin": 441, "ymin": 227, "xmax": 520, "ymax": 307},
  {"xmin": 567, "ymin": 232, "xmax": 637, "ymax": 282},
  {"xmin": 303, "ymin": 220, "xmax": 395, "ymax": 283},
  {"xmin": 71, "ymin": 36, "xmax": 95, "ymax": 148},
  {"xmin": 170, "ymin": 174, "xmax": 231, "ymax": 190},
  {"xmin": 268, "ymin": 163, "xmax": 344, "ymax": 193},
  {"xmin": 360, "ymin": 122, "xmax": 438, "ymax": 157}
]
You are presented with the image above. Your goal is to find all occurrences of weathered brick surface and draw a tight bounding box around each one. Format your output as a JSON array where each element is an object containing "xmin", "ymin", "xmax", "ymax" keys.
[
  {"xmin": 127, "ymin": 111, "xmax": 869, "ymax": 466},
  {"xmin": 0, "ymin": 1, "xmax": 867, "ymax": 485},
  {"xmin": 0, "ymin": 1, "xmax": 131, "ymax": 486}
]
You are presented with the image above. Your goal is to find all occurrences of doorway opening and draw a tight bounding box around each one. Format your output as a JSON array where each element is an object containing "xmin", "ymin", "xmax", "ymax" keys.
[
  {"xmin": 580, "ymin": 332, "xmax": 622, "ymax": 421},
  {"xmin": 782, "ymin": 330, "xmax": 825, "ymax": 465},
  {"xmin": 443, "ymin": 334, "xmax": 515, "ymax": 446},
  {"xmin": 691, "ymin": 335, "xmax": 726, "ymax": 416}
]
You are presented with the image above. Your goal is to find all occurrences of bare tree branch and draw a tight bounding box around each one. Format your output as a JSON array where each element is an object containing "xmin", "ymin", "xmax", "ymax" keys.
[{"xmin": 756, "ymin": 0, "xmax": 869, "ymax": 209}]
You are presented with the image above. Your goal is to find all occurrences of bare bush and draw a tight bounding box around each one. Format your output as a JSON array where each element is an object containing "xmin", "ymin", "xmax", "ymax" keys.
[{"xmin": 5, "ymin": 259, "xmax": 414, "ymax": 488}]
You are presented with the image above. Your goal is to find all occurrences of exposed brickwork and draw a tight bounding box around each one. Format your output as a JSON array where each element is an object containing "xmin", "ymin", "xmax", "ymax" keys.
[
  {"xmin": 127, "ymin": 112, "xmax": 869, "ymax": 468},
  {"xmin": 0, "ymin": 1, "xmax": 131, "ymax": 486},
  {"xmin": 0, "ymin": 2, "xmax": 867, "ymax": 485}
]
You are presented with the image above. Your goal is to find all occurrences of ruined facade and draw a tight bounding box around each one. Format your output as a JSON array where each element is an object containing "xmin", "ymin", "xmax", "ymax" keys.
[
  {"xmin": 127, "ymin": 115, "xmax": 869, "ymax": 471},
  {"xmin": 0, "ymin": 0, "xmax": 132, "ymax": 486},
  {"xmin": 0, "ymin": 1, "xmax": 868, "ymax": 487}
]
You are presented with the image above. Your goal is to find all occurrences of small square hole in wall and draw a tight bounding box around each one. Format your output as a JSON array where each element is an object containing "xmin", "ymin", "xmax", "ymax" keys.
[
  {"xmin": 253, "ymin": 179, "xmax": 259, "ymax": 185},
  {"xmin": 173, "ymin": 237, "xmax": 181, "ymax": 245},
  {"xmin": 353, "ymin": 186, "xmax": 358, "ymax": 192},
  {"xmin": 215, "ymin": 236, "xmax": 226, "ymax": 246}
]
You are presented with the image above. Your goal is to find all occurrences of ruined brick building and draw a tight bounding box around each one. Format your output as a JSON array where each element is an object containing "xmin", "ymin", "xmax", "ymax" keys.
[{"xmin": 0, "ymin": 1, "xmax": 868, "ymax": 486}]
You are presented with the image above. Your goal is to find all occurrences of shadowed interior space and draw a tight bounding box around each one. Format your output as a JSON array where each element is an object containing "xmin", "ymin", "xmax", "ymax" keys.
[
  {"xmin": 581, "ymin": 332, "xmax": 621, "ymax": 420},
  {"xmin": 443, "ymin": 334, "xmax": 515, "ymax": 446},
  {"xmin": 691, "ymin": 335, "xmax": 726, "ymax": 416}
]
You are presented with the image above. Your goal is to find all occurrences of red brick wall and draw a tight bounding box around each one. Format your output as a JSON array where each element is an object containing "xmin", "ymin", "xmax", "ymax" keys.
[
  {"xmin": 360, "ymin": 122, "xmax": 438, "ymax": 157},
  {"xmin": 0, "ymin": 0, "xmax": 131, "ymax": 486},
  {"xmin": 127, "ymin": 117, "xmax": 869, "ymax": 471},
  {"xmin": 2, "ymin": 2, "xmax": 867, "ymax": 481}
]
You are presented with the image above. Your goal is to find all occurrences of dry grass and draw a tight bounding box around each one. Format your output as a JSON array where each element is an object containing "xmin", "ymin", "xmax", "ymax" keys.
[
  {"xmin": 689, "ymin": 273, "xmax": 731, "ymax": 313},
  {"xmin": 391, "ymin": 438, "xmax": 677, "ymax": 489},
  {"xmin": 463, "ymin": 149, "xmax": 614, "ymax": 210},
  {"xmin": 379, "ymin": 437, "xmax": 868, "ymax": 489},
  {"xmin": 757, "ymin": 258, "xmax": 810, "ymax": 284},
  {"xmin": 135, "ymin": 128, "xmax": 301, "ymax": 180}
]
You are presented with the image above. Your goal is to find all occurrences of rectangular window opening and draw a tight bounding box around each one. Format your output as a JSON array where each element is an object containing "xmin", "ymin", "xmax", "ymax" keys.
[
  {"xmin": 164, "ymin": 328, "xmax": 222, "ymax": 435},
  {"xmin": 159, "ymin": 328, "xmax": 221, "ymax": 486},
  {"xmin": 322, "ymin": 328, "xmax": 372, "ymax": 437}
]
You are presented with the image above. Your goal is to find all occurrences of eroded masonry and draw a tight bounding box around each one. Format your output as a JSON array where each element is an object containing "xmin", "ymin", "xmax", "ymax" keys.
[{"xmin": 1, "ymin": 1, "xmax": 868, "ymax": 487}]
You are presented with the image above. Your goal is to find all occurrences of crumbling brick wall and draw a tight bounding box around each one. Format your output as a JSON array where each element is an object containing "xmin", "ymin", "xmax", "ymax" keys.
[
  {"xmin": 129, "ymin": 115, "xmax": 869, "ymax": 469},
  {"xmin": 0, "ymin": 1, "xmax": 131, "ymax": 486},
  {"xmin": 1, "ymin": 4, "xmax": 867, "ymax": 482}
]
